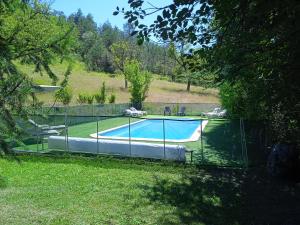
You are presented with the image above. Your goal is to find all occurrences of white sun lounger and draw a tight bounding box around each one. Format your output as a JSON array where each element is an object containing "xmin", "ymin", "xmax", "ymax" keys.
[{"xmin": 124, "ymin": 107, "xmax": 147, "ymax": 117}]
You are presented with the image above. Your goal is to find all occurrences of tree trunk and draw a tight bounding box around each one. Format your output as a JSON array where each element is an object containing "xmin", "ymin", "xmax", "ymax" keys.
[{"xmin": 187, "ymin": 79, "xmax": 191, "ymax": 92}]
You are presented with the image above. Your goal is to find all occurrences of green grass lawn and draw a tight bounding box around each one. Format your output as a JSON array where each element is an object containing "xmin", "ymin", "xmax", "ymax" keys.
[
  {"xmin": 1, "ymin": 155, "xmax": 299, "ymax": 225},
  {"xmin": 0, "ymin": 155, "xmax": 242, "ymax": 225},
  {"xmin": 15, "ymin": 116, "xmax": 246, "ymax": 167}
]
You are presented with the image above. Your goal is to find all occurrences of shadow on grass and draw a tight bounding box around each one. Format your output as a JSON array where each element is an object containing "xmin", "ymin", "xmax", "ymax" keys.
[
  {"xmin": 141, "ymin": 167, "xmax": 243, "ymax": 225},
  {"xmin": 192, "ymin": 120, "xmax": 244, "ymax": 167},
  {"xmin": 141, "ymin": 165, "xmax": 300, "ymax": 225},
  {"xmin": 4, "ymin": 153, "xmax": 300, "ymax": 224},
  {"xmin": 239, "ymin": 167, "xmax": 300, "ymax": 225}
]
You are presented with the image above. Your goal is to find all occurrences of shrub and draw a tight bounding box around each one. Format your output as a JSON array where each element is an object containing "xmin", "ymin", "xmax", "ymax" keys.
[
  {"xmin": 94, "ymin": 93, "xmax": 102, "ymax": 103},
  {"xmin": 100, "ymin": 82, "xmax": 106, "ymax": 103},
  {"xmin": 77, "ymin": 93, "xmax": 87, "ymax": 104},
  {"xmin": 77, "ymin": 93, "xmax": 94, "ymax": 104},
  {"xmin": 94, "ymin": 82, "xmax": 106, "ymax": 104},
  {"xmin": 55, "ymin": 86, "xmax": 73, "ymax": 105},
  {"xmin": 86, "ymin": 95, "xmax": 94, "ymax": 104},
  {"xmin": 108, "ymin": 92, "xmax": 116, "ymax": 103}
]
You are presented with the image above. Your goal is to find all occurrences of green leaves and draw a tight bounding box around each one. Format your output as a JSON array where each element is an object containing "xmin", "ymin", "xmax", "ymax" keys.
[
  {"xmin": 157, "ymin": 15, "xmax": 163, "ymax": 22},
  {"xmin": 116, "ymin": 0, "xmax": 213, "ymax": 46},
  {"xmin": 0, "ymin": 0, "xmax": 76, "ymax": 154},
  {"xmin": 162, "ymin": 9, "xmax": 171, "ymax": 19},
  {"xmin": 124, "ymin": 59, "xmax": 152, "ymax": 109},
  {"xmin": 130, "ymin": 30, "xmax": 138, "ymax": 36}
]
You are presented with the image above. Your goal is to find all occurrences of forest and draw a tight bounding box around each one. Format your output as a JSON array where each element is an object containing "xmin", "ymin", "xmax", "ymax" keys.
[{"xmin": 53, "ymin": 9, "xmax": 204, "ymax": 90}]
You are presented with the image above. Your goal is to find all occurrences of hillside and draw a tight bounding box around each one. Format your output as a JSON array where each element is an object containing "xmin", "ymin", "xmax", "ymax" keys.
[{"xmin": 18, "ymin": 61, "xmax": 219, "ymax": 105}]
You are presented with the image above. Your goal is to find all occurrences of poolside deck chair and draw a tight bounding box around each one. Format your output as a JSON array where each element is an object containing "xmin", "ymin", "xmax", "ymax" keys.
[
  {"xmin": 124, "ymin": 107, "xmax": 147, "ymax": 117},
  {"xmin": 164, "ymin": 106, "xmax": 171, "ymax": 116},
  {"xmin": 24, "ymin": 120, "xmax": 64, "ymax": 151},
  {"xmin": 28, "ymin": 119, "xmax": 66, "ymax": 130},
  {"xmin": 217, "ymin": 109, "xmax": 227, "ymax": 118},
  {"xmin": 177, "ymin": 106, "xmax": 186, "ymax": 116},
  {"xmin": 203, "ymin": 108, "xmax": 227, "ymax": 118}
]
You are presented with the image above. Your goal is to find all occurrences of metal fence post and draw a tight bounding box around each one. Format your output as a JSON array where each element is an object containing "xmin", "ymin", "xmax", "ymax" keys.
[
  {"xmin": 97, "ymin": 116, "xmax": 99, "ymax": 154},
  {"xmin": 201, "ymin": 119, "xmax": 204, "ymax": 163},
  {"xmin": 35, "ymin": 113, "xmax": 39, "ymax": 152},
  {"xmin": 163, "ymin": 119, "xmax": 166, "ymax": 159},
  {"xmin": 64, "ymin": 106, "xmax": 69, "ymax": 152},
  {"xmin": 92, "ymin": 104, "xmax": 94, "ymax": 117},
  {"xmin": 129, "ymin": 116, "xmax": 131, "ymax": 156}
]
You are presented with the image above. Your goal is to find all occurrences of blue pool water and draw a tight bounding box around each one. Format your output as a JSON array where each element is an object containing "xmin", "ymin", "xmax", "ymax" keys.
[{"xmin": 98, "ymin": 119, "xmax": 202, "ymax": 142}]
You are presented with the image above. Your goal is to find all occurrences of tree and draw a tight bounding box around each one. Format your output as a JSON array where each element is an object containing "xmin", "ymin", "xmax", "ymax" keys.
[
  {"xmin": 124, "ymin": 60, "xmax": 152, "ymax": 109},
  {"xmin": 99, "ymin": 21, "xmax": 121, "ymax": 49},
  {"xmin": 114, "ymin": 0, "xmax": 213, "ymax": 46},
  {"xmin": 84, "ymin": 37, "xmax": 109, "ymax": 72},
  {"xmin": 0, "ymin": 1, "xmax": 76, "ymax": 154},
  {"xmin": 168, "ymin": 42, "xmax": 212, "ymax": 91},
  {"xmin": 168, "ymin": 42, "xmax": 193, "ymax": 91},
  {"xmin": 116, "ymin": 0, "xmax": 300, "ymax": 144},
  {"xmin": 110, "ymin": 41, "xmax": 129, "ymax": 88},
  {"xmin": 68, "ymin": 10, "xmax": 97, "ymax": 37},
  {"xmin": 110, "ymin": 40, "xmax": 140, "ymax": 88}
]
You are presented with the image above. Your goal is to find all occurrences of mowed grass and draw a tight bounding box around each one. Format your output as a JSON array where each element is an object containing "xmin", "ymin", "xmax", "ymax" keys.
[
  {"xmin": 17, "ymin": 61, "xmax": 219, "ymax": 104},
  {"xmin": 67, "ymin": 117, "xmax": 245, "ymax": 166},
  {"xmin": 0, "ymin": 155, "xmax": 240, "ymax": 225},
  {"xmin": 1, "ymin": 155, "xmax": 299, "ymax": 225},
  {"xmin": 17, "ymin": 116, "xmax": 245, "ymax": 167}
]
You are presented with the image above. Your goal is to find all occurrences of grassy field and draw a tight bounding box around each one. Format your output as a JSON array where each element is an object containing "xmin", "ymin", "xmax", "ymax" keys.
[
  {"xmin": 17, "ymin": 61, "xmax": 219, "ymax": 104},
  {"xmin": 17, "ymin": 116, "xmax": 245, "ymax": 167},
  {"xmin": 0, "ymin": 156, "xmax": 235, "ymax": 225},
  {"xmin": 1, "ymin": 155, "xmax": 299, "ymax": 225}
]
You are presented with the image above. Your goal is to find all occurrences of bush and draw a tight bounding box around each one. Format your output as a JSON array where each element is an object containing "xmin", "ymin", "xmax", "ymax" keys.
[
  {"xmin": 94, "ymin": 82, "xmax": 107, "ymax": 104},
  {"xmin": 108, "ymin": 92, "xmax": 116, "ymax": 103},
  {"xmin": 77, "ymin": 93, "xmax": 94, "ymax": 104},
  {"xmin": 86, "ymin": 95, "xmax": 94, "ymax": 104},
  {"xmin": 94, "ymin": 93, "xmax": 102, "ymax": 103},
  {"xmin": 77, "ymin": 93, "xmax": 87, "ymax": 104},
  {"xmin": 219, "ymin": 80, "xmax": 268, "ymax": 120},
  {"xmin": 55, "ymin": 86, "xmax": 73, "ymax": 105}
]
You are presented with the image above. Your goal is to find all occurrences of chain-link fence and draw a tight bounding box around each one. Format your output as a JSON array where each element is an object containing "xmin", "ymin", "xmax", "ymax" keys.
[
  {"xmin": 14, "ymin": 103, "xmax": 252, "ymax": 167},
  {"xmin": 37, "ymin": 103, "xmax": 131, "ymax": 116},
  {"xmin": 142, "ymin": 102, "xmax": 220, "ymax": 115},
  {"xmin": 30, "ymin": 102, "xmax": 220, "ymax": 117}
]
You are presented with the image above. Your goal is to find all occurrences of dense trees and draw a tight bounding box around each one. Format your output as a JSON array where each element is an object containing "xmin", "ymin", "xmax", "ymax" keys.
[
  {"xmin": 0, "ymin": 0, "xmax": 76, "ymax": 154},
  {"xmin": 117, "ymin": 0, "xmax": 300, "ymax": 144},
  {"xmin": 65, "ymin": 9, "xmax": 209, "ymax": 90},
  {"xmin": 66, "ymin": 9, "xmax": 201, "ymax": 85}
]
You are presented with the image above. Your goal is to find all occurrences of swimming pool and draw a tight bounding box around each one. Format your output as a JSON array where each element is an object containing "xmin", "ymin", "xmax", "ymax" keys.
[{"xmin": 90, "ymin": 119, "xmax": 208, "ymax": 142}]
